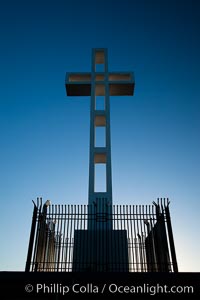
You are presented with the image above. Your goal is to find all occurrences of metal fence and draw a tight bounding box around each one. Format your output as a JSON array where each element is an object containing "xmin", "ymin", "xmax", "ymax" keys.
[{"xmin": 25, "ymin": 198, "xmax": 178, "ymax": 272}]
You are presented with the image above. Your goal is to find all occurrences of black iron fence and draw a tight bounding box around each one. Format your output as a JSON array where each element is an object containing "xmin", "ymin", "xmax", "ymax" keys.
[{"xmin": 25, "ymin": 198, "xmax": 178, "ymax": 272}]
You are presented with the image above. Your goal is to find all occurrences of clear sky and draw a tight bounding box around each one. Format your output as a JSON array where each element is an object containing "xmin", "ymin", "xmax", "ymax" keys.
[{"xmin": 0, "ymin": 0, "xmax": 200, "ymax": 272}]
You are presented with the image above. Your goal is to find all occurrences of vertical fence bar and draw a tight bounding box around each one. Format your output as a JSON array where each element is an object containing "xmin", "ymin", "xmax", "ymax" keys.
[
  {"xmin": 129, "ymin": 205, "xmax": 133, "ymax": 272},
  {"xmin": 85, "ymin": 204, "xmax": 89, "ymax": 271},
  {"xmin": 66, "ymin": 205, "xmax": 69, "ymax": 271},
  {"xmin": 60, "ymin": 205, "xmax": 63, "ymax": 271},
  {"xmin": 132, "ymin": 205, "xmax": 137, "ymax": 272},
  {"xmin": 165, "ymin": 201, "xmax": 178, "ymax": 272},
  {"xmin": 139, "ymin": 205, "xmax": 144, "ymax": 272},
  {"xmin": 25, "ymin": 201, "xmax": 38, "ymax": 272},
  {"xmin": 141, "ymin": 205, "xmax": 146, "ymax": 271},
  {"xmin": 70, "ymin": 205, "xmax": 73, "ymax": 271},
  {"xmin": 62, "ymin": 205, "xmax": 67, "ymax": 271}
]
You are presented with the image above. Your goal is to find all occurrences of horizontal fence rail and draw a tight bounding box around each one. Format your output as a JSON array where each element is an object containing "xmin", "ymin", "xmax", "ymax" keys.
[{"xmin": 25, "ymin": 198, "xmax": 178, "ymax": 273}]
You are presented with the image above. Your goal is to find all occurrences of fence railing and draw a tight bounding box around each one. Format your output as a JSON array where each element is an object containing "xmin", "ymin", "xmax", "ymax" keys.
[{"xmin": 25, "ymin": 198, "xmax": 178, "ymax": 272}]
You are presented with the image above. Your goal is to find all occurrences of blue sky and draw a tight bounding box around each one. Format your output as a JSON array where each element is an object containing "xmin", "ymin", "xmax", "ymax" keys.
[{"xmin": 0, "ymin": 0, "xmax": 200, "ymax": 271}]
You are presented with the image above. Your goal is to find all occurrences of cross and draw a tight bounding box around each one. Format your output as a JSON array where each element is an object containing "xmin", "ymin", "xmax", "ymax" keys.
[{"xmin": 65, "ymin": 48, "xmax": 134, "ymax": 229}]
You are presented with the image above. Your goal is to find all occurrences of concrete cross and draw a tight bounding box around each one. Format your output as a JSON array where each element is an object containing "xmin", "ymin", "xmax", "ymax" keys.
[{"xmin": 65, "ymin": 48, "xmax": 134, "ymax": 228}]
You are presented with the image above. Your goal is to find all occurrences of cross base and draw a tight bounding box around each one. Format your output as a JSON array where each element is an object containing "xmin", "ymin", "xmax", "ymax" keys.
[{"xmin": 72, "ymin": 229, "xmax": 129, "ymax": 272}]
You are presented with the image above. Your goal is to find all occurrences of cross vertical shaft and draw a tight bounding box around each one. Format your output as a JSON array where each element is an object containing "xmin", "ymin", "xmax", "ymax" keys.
[
  {"xmin": 89, "ymin": 49, "xmax": 112, "ymax": 214},
  {"xmin": 65, "ymin": 48, "xmax": 134, "ymax": 230}
]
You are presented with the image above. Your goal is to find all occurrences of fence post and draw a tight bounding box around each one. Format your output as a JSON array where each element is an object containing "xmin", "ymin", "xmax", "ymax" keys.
[
  {"xmin": 25, "ymin": 201, "xmax": 38, "ymax": 272},
  {"xmin": 165, "ymin": 201, "xmax": 178, "ymax": 272}
]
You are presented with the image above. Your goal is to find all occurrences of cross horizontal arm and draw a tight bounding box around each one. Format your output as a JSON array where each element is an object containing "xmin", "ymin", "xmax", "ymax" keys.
[{"xmin": 65, "ymin": 72, "xmax": 135, "ymax": 96}]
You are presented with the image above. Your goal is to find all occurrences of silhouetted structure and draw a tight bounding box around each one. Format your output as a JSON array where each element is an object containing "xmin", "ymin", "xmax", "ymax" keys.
[{"xmin": 26, "ymin": 49, "xmax": 178, "ymax": 272}]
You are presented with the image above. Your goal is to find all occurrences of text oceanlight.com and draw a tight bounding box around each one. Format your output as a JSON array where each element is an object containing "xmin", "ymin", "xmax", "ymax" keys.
[{"xmin": 25, "ymin": 283, "xmax": 194, "ymax": 295}]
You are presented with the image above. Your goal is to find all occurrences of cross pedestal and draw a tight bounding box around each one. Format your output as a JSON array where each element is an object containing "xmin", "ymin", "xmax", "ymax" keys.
[{"xmin": 65, "ymin": 49, "xmax": 134, "ymax": 271}]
